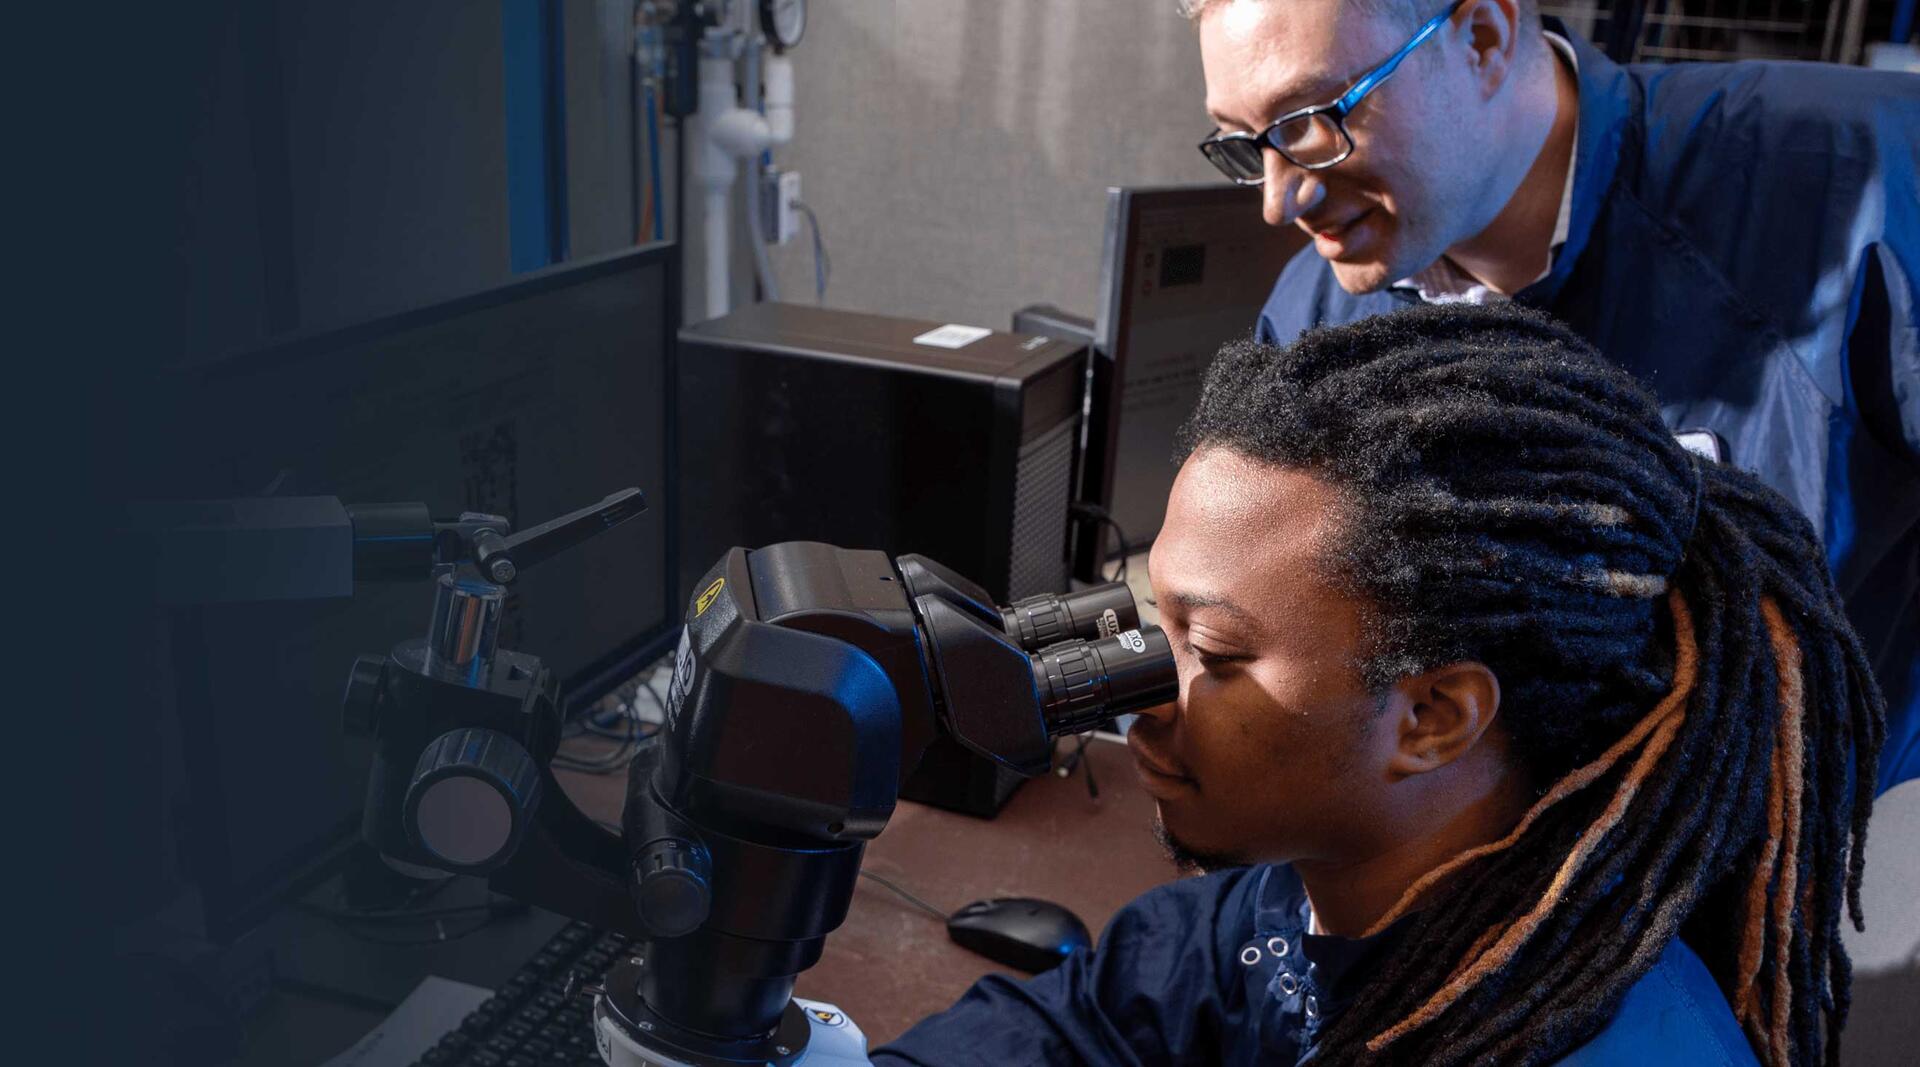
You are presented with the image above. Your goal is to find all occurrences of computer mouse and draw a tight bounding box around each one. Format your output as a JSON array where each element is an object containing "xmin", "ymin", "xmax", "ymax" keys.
[{"xmin": 946, "ymin": 897, "xmax": 1093, "ymax": 974}]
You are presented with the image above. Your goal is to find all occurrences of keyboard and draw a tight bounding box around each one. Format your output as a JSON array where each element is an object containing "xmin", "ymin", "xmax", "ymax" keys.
[{"xmin": 413, "ymin": 920, "xmax": 628, "ymax": 1067}]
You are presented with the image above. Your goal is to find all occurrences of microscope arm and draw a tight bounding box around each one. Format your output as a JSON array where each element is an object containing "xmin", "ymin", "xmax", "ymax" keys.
[{"xmin": 486, "ymin": 764, "xmax": 646, "ymax": 937}]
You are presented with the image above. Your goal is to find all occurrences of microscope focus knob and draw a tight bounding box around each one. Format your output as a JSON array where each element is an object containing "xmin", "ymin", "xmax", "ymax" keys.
[
  {"xmin": 402, "ymin": 728, "xmax": 543, "ymax": 873},
  {"xmin": 341, "ymin": 654, "xmax": 387, "ymax": 737},
  {"xmin": 633, "ymin": 838, "xmax": 711, "ymax": 937}
]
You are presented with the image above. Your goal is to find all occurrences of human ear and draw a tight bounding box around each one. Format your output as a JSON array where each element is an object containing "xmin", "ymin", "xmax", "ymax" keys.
[
  {"xmin": 1384, "ymin": 661, "xmax": 1502, "ymax": 778},
  {"xmin": 1454, "ymin": 0, "xmax": 1523, "ymax": 100}
]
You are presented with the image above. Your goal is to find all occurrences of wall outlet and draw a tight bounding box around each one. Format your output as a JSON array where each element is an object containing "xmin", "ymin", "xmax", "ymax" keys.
[{"xmin": 763, "ymin": 168, "xmax": 802, "ymax": 245}]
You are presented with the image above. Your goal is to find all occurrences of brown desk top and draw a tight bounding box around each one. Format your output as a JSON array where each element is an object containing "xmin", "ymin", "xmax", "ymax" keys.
[{"xmin": 555, "ymin": 733, "xmax": 1175, "ymax": 1045}]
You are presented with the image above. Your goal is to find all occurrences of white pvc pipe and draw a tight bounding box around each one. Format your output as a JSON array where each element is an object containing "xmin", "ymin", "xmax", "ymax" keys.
[
  {"xmin": 693, "ymin": 45, "xmax": 797, "ymax": 320},
  {"xmin": 699, "ymin": 52, "xmax": 740, "ymax": 319},
  {"xmin": 764, "ymin": 54, "xmax": 795, "ymax": 145},
  {"xmin": 696, "ymin": 54, "xmax": 739, "ymax": 180}
]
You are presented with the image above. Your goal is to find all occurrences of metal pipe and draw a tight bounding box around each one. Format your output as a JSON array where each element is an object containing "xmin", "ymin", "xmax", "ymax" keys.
[
  {"xmin": 1841, "ymin": 0, "xmax": 1869, "ymax": 65},
  {"xmin": 425, "ymin": 571, "xmax": 506, "ymax": 685}
]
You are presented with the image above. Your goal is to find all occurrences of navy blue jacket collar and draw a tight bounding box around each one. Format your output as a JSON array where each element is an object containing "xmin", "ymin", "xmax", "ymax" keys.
[
  {"xmin": 1248, "ymin": 865, "xmax": 1415, "ymax": 1038},
  {"xmin": 1520, "ymin": 19, "xmax": 1634, "ymax": 306},
  {"xmin": 1380, "ymin": 21, "xmax": 1635, "ymax": 310}
]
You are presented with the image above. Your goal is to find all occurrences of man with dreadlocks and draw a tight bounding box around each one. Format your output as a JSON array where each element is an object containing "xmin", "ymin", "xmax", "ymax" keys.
[{"xmin": 871, "ymin": 303, "xmax": 1884, "ymax": 1066}]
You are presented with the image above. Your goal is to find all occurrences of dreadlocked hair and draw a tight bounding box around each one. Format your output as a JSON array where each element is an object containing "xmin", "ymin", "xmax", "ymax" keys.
[{"xmin": 1176, "ymin": 302, "xmax": 1884, "ymax": 1066}]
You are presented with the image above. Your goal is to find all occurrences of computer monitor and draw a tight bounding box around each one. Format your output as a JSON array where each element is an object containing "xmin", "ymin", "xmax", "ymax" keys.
[
  {"xmin": 147, "ymin": 243, "xmax": 679, "ymax": 941},
  {"xmin": 1083, "ymin": 185, "xmax": 1306, "ymax": 566}
]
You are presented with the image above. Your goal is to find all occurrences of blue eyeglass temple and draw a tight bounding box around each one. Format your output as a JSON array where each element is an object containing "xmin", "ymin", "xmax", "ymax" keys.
[{"xmin": 1330, "ymin": 0, "xmax": 1468, "ymax": 117}]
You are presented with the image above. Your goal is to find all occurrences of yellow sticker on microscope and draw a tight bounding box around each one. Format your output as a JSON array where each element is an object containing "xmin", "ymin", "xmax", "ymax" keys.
[{"xmin": 695, "ymin": 577, "xmax": 726, "ymax": 617}]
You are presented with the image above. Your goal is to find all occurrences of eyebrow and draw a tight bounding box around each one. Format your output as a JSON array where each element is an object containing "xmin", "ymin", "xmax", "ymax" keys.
[
  {"xmin": 1208, "ymin": 75, "xmax": 1346, "ymax": 130},
  {"xmin": 1158, "ymin": 590, "xmax": 1260, "ymax": 625}
]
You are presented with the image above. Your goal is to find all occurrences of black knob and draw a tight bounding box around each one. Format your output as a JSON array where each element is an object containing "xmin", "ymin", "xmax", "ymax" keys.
[
  {"xmin": 633, "ymin": 837, "xmax": 711, "ymax": 937},
  {"xmin": 341, "ymin": 654, "xmax": 387, "ymax": 737},
  {"xmin": 1032, "ymin": 626, "xmax": 1177, "ymax": 737},
  {"xmin": 401, "ymin": 728, "xmax": 542, "ymax": 873},
  {"xmin": 1000, "ymin": 582, "xmax": 1141, "ymax": 652}
]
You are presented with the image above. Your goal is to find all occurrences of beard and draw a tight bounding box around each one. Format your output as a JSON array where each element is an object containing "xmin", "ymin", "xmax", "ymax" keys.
[{"xmin": 1152, "ymin": 813, "xmax": 1248, "ymax": 876}]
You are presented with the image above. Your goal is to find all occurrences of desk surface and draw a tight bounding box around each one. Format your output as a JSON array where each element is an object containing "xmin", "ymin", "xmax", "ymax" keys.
[{"xmin": 555, "ymin": 732, "xmax": 1174, "ymax": 1045}]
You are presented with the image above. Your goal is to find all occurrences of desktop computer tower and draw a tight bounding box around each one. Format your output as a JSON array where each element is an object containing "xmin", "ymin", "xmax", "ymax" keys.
[{"xmin": 676, "ymin": 302, "xmax": 1087, "ymax": 816}]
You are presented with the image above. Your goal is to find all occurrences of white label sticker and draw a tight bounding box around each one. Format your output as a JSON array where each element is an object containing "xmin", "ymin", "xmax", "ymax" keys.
[
  {"xmin": 1674, "ymin": 428, "xmax": 1726, "ymax": 463},
  {"xmin": 1118, "ymin": 629, "xmax": 1147, "ymax": 653},
  {"xmin": 665, "ymin": 626, "xmax": 693, "ymax": 731},
  {"xmin": 1098, "ymin": 608, "xmax": 1121, "ymax": 638},
  {"xmin": 913, "ymin": 324, "xmax": 993, "ymax": 349}
]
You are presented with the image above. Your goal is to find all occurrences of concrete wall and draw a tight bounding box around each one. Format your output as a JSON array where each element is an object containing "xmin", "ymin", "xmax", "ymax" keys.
[{"xmin": 754, "ymin": 0, "xmax": 1235, "ymax": 329}]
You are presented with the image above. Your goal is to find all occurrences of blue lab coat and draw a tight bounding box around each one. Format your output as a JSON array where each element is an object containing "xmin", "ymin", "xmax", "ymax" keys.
[
  {"xmin": 872, "ymin": 864, "xmax": 1756, "ymax": 1065},
  {"xmin": 1257, "ymin": 27, "xmax": 1920, "ymax": 792}
]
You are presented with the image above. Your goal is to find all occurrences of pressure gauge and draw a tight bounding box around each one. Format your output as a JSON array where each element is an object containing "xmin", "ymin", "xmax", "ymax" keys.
[{"xmin": 759, "ymin": 0, "xmax": 806, "ymax": 52}]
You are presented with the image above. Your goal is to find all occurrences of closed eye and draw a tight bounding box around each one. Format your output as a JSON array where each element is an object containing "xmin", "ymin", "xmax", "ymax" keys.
[
  {"xmin": 1165, "ymin": 624, "xmax": 1251, "ymax": 671},
  {"xmin": 1194, "ymin": 649, "xmax": 1249, "ymax": 670}
]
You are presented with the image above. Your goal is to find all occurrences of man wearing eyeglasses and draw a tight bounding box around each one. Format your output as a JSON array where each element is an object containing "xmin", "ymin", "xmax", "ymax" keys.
[{"xmin": 1193, "ymin": 0, "xmax": 1919, "ymax": 794}]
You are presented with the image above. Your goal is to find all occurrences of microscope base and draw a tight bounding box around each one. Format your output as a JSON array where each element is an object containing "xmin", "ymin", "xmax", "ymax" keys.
[
  {"xmin": 593, "ymin": 959, "xmax": 869, "ymax": 1067},
  {"xmin": 595, "ymin": 997, "xmax": 869, "ymax": 1066}
]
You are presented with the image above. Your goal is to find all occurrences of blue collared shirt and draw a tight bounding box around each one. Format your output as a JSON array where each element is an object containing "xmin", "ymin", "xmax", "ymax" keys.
[
  {"xmin": 1257, "ymin": 24, "xmax": 1920, "ymax": 792},
  {"xmin": 872, "ymin": 865, "xmax": 1756, "ymax": 1066}
]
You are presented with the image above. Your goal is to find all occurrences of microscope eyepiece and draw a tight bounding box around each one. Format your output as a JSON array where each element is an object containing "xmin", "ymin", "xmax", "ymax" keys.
[
  {"xmin": 999, "ymin": 582, "xmax": 1140, "ymax": 651},
  {"xmin": 1031, "ymin": 625, "xmax": 1177, "ymax": 737}
]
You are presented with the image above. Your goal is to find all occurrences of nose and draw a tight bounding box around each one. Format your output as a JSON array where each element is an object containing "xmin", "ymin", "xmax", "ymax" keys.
[
  {"xmin": 1261, "ymin": 149, "xmax": 1325, "ymax": 228},
  {"xmin": 1128, "ymin": 694, "xmax": 1175, "ymax": 721},
  {"xmin": 1130, "ymin": 656, "xmax": 1189, "ymax": 728},
  {"xmin": 1130, "ymin": 699, "xmax": 1179, "ymax": 731}
]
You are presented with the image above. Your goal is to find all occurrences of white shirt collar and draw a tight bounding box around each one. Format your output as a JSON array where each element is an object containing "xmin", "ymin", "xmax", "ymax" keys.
[{"xmin": 1394, "ymin": 31, "xmax": 1580, "ymax": 305}]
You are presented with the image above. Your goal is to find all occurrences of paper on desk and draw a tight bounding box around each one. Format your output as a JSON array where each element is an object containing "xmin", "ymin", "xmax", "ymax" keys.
[
  {"xmin": 322, "ymin": 974, "xmax": 492, "ymax": 1067},
  {"xmin": 912, "ymin": 324, "xmax": 991, "ymax": 349}
]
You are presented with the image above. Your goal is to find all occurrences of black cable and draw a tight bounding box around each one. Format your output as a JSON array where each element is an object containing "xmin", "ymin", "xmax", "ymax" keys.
[
  {"xmin": 1102, "ymin": 516, "xmax": 1130, "ymax": 583},
  {"xmin": 793, "ymin": 199, "xmax": 830, "ymax": 302},
  {"xmin": 556, "ymin": 655, "xmax": 672, "ymax": 773},
  {"xmin": 572, "ymin": 674, "xmax": 658, "ymax": 737},
  {"xmin": 1075, "ymin": 731, "xmax": 1099, "ymax": 799},
  {"xmin": 572, "ymin": 719, "xmax": 638, "ymax": 741},
  {"xmin": 1053, "ymin": 731, "xmax": 1102, "ymax": 800},
  {"xmin": 551, "ymin": 725, "xmax": 657, "ymax": 774},
  {"xmin": 858, "ymin": 869, "xmax": 948, "ymax": 922},
  {"xmin": 1069, "ymin": 504, "xmax": 1132, "ymax": 583}
]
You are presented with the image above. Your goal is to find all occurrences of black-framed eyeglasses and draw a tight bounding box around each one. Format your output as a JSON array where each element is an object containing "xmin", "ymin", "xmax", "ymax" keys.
[{"xmin": 1198, "ymin": 0, "xmax": 1467, "ymax": 182}]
